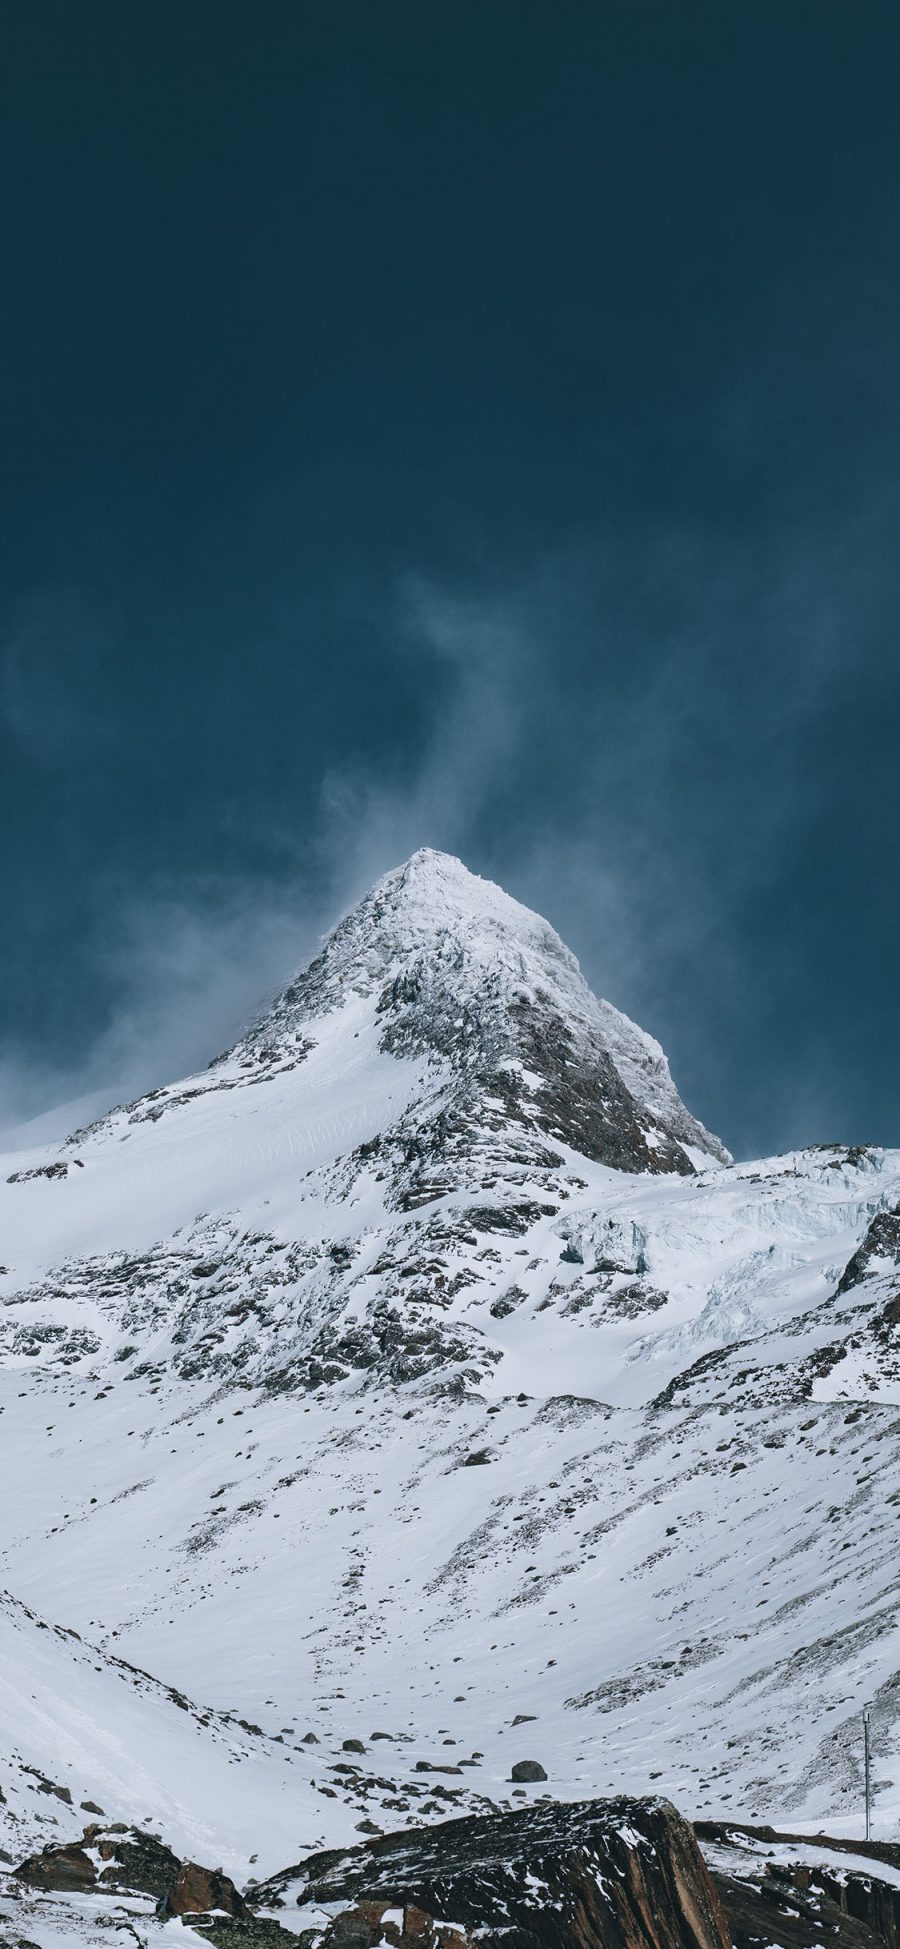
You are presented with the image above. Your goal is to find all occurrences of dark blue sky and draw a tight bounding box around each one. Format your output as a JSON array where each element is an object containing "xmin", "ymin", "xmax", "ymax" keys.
[{"xmin": 2, "ymin": 1, "xmax": 900, "ymax": 1157}]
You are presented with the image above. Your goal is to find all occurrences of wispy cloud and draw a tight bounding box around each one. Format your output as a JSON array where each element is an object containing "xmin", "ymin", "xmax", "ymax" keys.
[
  {"xmin": 312, "ymin": 574, "xmax": 542, "ymax": 893},
  {"xmin": 2, "ymin": 502, "xmax": 898, "ymax": 1156}
]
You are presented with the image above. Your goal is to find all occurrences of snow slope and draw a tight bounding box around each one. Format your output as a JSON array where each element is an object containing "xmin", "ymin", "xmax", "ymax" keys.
[{"xmin": 1, "ymin": 851, "xmax": 899, "ymax": 1889}]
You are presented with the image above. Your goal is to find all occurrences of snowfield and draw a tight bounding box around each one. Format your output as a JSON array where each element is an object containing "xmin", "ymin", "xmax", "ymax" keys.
[{"xmin": 1, "ymin": 850, "xmax": 899, "ymax": 1901}]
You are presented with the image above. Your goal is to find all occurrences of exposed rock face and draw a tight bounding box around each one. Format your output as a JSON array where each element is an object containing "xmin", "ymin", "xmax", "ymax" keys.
[
  {"xmin": 162, "ymin": 1858, "xmax": 248, "ymax": 1917},
  {"xmin": 188, "ymin": 1921, "xmax": 303, "ymax": 1947},
  {"xmin": 837, "ymin": 1200, "xmax": 900, "ymax": 1293},
  {"xmin": 94, "ymin": 1826, "xmax": 182, "ymax": 1899},
  {"xmin": 714, "ymin": 1862, "xmax": 890, "ymax": 1949},
  {"xmin": 13, "ymin": 1840, "xmax": 97, "ymax": 1893},
  {"xmin": 14, "ymin": 1823, "xmax": 205, "ymax": 1907},
  {"xmin": 697, "ymin": 1819, "xmax": 900, "ymax": 1949},
  {"xmin": 257, "ymin": 1796, "xmax": 731, "ymax": 1949},
  {"xmin": 220, "ymin": 849, "xmax": 730, "ymax": 1183},
  {"xmin": 811, "ymin": 1863, "xmax": 900, "ymax": 1948}
]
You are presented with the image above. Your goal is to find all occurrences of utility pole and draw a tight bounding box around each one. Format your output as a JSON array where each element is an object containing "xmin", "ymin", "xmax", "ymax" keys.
[{"xmin": 864, "ymin": 1706, "xmax": 872, "ymax": 1843}]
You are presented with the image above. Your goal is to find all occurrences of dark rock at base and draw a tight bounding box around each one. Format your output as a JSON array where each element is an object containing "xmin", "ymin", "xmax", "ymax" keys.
[
  {"xmin": 711, "ymin": 1864, "xmax": 891, "ymax": 1949},
  {"xmin": 319, "ymin": 1899, "xmax": 466, "ymax": 1949},
  {"xmin": 509, "ymin": 1761, "xmax": 546, "ymax": 1782},
  {"xmin": 13, "ymin": 1844, "xmax": 96, "ymax": 1893},
  {"xmin": 695, "ymin": 1819, "xmax": 900, "ymax": 1872},
  {"xmin": 188, "ymin": 1921, "xmax": 305, "ymax": 1948},
  {"xmin": 254, "ymin": 1794, "xmax": 731, "ymax": 1949},
  {"xmin": 97, "ymin": 1827, "xmax": 181, "ymax": 1899},
  {"xmin": 163, "ymin": 1860, "xmax": 248, "ymax": 1918},
  {"xmin": 696, "ymin": 1820, "xmax": 900, "ymax": 1949},
  {"xmin": 15, "ymin": 1824, "xmax": 206, "ymax": 1906},
  {"xmin": 343, "ymin": 1739, "xmax": 367, "ymax": 1754}
]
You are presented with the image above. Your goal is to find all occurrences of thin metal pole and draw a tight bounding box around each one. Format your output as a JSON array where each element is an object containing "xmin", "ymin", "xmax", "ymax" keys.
[{"xmin": 864, "ymin": 1707, "xmax": 871, "ymax": 1842}]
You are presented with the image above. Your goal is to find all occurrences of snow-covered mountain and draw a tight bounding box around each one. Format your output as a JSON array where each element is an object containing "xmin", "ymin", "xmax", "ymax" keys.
[{"xmin": 2, "ymin": 850, "xmax": 899, "ymax": 1895}]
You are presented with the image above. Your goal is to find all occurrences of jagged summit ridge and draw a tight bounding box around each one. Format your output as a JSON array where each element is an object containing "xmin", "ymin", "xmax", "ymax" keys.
[
  {"xmin": 230, "ymin": 849, "xmax": 729, "ymax": 1173},
  {"xmin": 238, "ymin": 848, "xmax": 591, "ymax": 1034}
]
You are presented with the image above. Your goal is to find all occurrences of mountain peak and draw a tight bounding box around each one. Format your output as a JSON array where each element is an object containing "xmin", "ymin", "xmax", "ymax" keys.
[
  {"xmin": 367, "ymin": 849, "xmax": 567, "ymax": 952},
  {"xmin": 229, "ymin": 851, "xmax": 730, "ymax": 1175},
  {"xmin": 260, "ymin": 848, "xmax": 579, "ymax": 1024}
]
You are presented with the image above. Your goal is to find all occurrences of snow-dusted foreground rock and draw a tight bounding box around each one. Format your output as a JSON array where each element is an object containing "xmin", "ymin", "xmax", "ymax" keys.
[
  {"xmin": 255, "ymin": 1795, "xmax": 730, "ymax": 1949},
  {"xmin": 1, "ymin": 850, "xmax": 899, "ymax": 1895},
  {"xmin": 0, "ymin": 1797, "xmax": 732, "ymax": 1949},
  {"xmin": 7, "ymin": 1801, "xmax": 900, "ymax": 1949},
  {"xmin": 697, "ymin": 1818, "xmax": 900, "ymax": 1949},
  {"xmin": 1, "ymin": 1793, "xmax": 732, "ymax": 1949}
]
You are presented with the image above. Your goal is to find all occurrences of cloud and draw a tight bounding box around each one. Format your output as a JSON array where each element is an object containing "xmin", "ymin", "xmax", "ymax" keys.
[
  {"xmin": 0, "ymin": 574, "xmax": 545, "ymax": 1143},
  {"xmin": 3, "ymin": 505, "xmax": 897, "ymax": 1158},
  {"xmin": 0, "ymin": 873, "xmax": 324, "ymax": 1146},
  {"xmin": 312, "ymin": 574, "xmax": 542, "ymax": 896}
]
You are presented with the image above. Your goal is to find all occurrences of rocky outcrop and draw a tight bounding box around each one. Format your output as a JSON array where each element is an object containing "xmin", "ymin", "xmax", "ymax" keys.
[
  {"xmin": 188, "ymin": 1920, "xmax": 305, "ymax": 1947},
  {"xmin": 697, "ymin": 1819, "xmax": 900, "ymax": 1949},
  {"xmin": 837, "ymin": 1201, "xmax": 900, "ymax": 1293},
  {"xmin": 161, "ymin": 1859, "xmax": 248, "ymax": 1918},
  {"xmin": 13, "ymin": 1822, "xmax": 241, "ymax": 1918},
  {"xmin": 13, "ymin": 1840, "xmax": 98, "ymax": 1893},
  {"xmin": 256, "ymin": 1796, "xmax": 731, "ymax": 1949},
  {"xmin": 14, "ymin": 1804, "xmax": 900, "ymax": 1949},
  {"xmin": 713, "ymin": 1860, "xmax": 888, "ymax": 1949}
]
